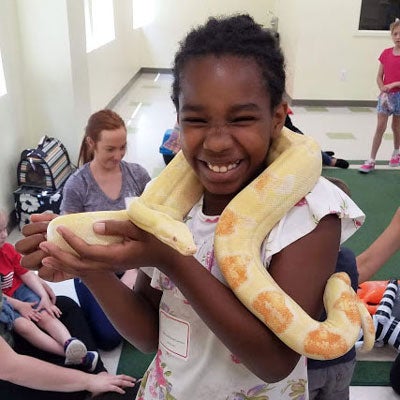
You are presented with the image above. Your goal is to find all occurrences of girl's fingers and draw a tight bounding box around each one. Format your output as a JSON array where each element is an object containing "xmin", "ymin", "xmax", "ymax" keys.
[
  {"xmin": 55, "ymin": 225, "xmax": 138, "ymax": 265},
  {"xmin": 38, "ymin": 266, "xmax": 75, "ymax": 282},
  {"xmin": 15, "ymin": 234, "xmax": 46, "ymax": 255},
  {"xmin": 40, "ymin": 242, "xmax": 112, "ymax": 275},
  {"xmin": 19, "ymin": 249, "xmax": 48, "ymax": 271},
  {"xmin": 93, "ymin": 219, "xmax": 141, "ymax": 238},
  {"xmin": 21, "ymin": 220, "xmax": 50, "ymax": 237},
  {"xmin": 29, "ymin": 212, "xmax": 58, "ymax": 223}
]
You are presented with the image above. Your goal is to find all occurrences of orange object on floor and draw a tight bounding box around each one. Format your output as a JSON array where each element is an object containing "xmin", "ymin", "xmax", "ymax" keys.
[{"xmin": 357, "ymin": 280, "xmax": 399, "ymax": 315}]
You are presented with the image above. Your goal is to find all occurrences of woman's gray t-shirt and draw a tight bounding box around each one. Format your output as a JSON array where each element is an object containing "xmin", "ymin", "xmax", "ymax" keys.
[{"xmin": 60, "ymin": 161, "xmax": 151, "ymax": 213}]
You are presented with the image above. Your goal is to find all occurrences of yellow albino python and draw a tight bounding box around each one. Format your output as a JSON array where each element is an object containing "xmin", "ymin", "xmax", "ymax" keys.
[{"xmin": 47, "ymin": 127, "xmax": 375, "ymax": 360}]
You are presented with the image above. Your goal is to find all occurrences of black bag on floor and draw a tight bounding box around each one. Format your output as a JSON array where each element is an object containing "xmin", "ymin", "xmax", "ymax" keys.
[
  {"xmin": 13, "ymin": 186, "xmax": 63, "ymax": 230},
  {"xmin": 17, "ymin": 135, "xmax": 74, "ymax": 190},
  {"xmin": 14, "ymin": 135, "xmax": 75, "ymax": 229}
]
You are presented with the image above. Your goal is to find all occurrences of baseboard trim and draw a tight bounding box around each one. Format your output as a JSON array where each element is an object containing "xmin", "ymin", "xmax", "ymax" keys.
[
  {"xmin": 140, "ymin": 67, "xmax": 172, "ymax": 74},
  {"xmin": 290, "ymin": 99, "xmax": 377, "ymax": 108},
  {"xmin": 107, "ymin": 71, "xmax": 377, "ymax": 110},
  {"xmin": 106, "ymin": 67, "xmax": 173, "ymax": 109}
]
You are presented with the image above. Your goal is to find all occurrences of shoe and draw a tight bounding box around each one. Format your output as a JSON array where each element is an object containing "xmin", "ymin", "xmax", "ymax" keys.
[
  {"xmin": 358, "ymin": 161, "xmax": 375, "ymax": 174},
  {"xmin": 82, "ymin": 351, "xmax": 99, "ymax": 372},
  {"xmin": 64, "ymin": 337, "xmax": 87, "ymax": 365},
  {"xmin": 389, "ymin": 154, "xmax": 400, "ymax": 167},
  {"xmin": 325, "ymin": 151, "xmax": 335, "ymax": 156},
  {"xmin": 333, "ymin": 158, "xmax": 349, "ymax": 169}
]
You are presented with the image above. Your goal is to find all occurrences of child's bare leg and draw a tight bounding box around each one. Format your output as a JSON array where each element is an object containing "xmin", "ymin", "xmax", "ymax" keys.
[
  {"xmin": 13, "ymin": 317, "xmax": 64, "ymax": 355},
  {"xmin": 36, "ymin": 310, "xmax": 72, "ymax": 345},
  {"xmin": 370, "ymin": 113, "xmax": 389, "ymax": 159},
  {"xmin": 392, "ymin": 115, "xmax": 400, "ymax": 150},
  {"xmin": 36, "ymin": 310, "xmax": 88, "ymax": 364}
]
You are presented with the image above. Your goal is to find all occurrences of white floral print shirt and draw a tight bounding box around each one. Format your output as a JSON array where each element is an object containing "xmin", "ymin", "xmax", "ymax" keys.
[{"xmin": 137, "ymin": 177, "xmax": 365, "ymax": 400}]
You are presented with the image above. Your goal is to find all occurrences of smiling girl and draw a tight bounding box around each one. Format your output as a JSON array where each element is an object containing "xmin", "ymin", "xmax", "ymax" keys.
[{"xmin": 17, "ymin": 15, "xmax": 365, "ymax": 400}]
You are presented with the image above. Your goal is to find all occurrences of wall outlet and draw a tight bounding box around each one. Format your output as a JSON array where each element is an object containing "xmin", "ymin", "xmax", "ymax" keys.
[{"xmin": 340, "ymin": 69, "xmax": 347, "ymax": 81}]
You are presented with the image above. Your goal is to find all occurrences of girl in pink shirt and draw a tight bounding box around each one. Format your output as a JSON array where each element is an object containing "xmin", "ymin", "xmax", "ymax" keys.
[{"xmin": 359, "ymin": 18, "xmax": 400, "ymax": 173}]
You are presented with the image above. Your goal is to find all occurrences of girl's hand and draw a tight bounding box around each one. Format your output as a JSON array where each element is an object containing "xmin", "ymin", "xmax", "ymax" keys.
[
  {"xmin": 15, "ymin": 213, "xmax": 58, "ymax": 272},
  {"xmin": 38, "ymin": 220, "xmax": 181, "ymax": 280},
  {"xmin": 86, "ymin": 372, "xmax": 136, "ymax": 396}
]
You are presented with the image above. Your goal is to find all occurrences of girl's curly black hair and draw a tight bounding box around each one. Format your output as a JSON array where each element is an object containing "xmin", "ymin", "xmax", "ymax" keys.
[{"xmin": 171, "ymin": 14, "xmax": 285, "ymax": 111}]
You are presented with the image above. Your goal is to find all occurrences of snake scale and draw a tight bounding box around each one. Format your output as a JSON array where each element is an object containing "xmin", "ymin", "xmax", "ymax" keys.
[{"xmin": 47, "ymin": 127, "xmax": 375, "ymax": 360}]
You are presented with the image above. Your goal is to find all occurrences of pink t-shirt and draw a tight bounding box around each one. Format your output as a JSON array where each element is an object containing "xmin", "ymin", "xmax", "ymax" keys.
[{"xmin": 379, "ymin": 47, "xmax": 400, "ymax": 92}]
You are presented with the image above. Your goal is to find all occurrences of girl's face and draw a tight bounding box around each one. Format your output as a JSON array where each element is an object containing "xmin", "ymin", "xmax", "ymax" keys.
[
  {"xmin": 0, "ymin": 213, "xmax": 8, "ymax": 248},
  {"xmin": 392, "ymin": 26, "xmax": 400, "ymax": 48},
  {"xmin": 178, "ymin": 55, "xmax": 286, "ymax": 200},
  {"xmin": 89, "ymin": 127, "xmax": 127, "ymax": 170}
]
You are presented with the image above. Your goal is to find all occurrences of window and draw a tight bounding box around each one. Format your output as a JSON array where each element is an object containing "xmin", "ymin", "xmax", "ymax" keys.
[
  {"xmin": 359, "ymin": 0, "xmax": 400, "ymax": 30},
  {"xmin": 0, "ymin": 50, "xmax": 7, "ymax": 97},
  {"xmin": 84, "ymin": 0, "xmax": 115, "ymax": 52},
  {"xmin": 132, "ymin": 0, "xmax": 155, "ymax": 29}
]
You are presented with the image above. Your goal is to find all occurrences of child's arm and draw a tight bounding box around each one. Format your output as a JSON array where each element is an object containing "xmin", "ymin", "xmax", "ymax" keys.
[
  {"xmin": 357, "ymin": 207, "xmax": 400, "ymax": 283},
  {"xmin": 377, "ymin": 64, "xmax": 387, "ymax": 92},
  {"xmin": 386, "ymin": 81, "xmax": 400, "ymax": 91},
  {"xmin": 0, "ymin": 335, "xmax": 135, "ymax": 393},
  {"xmin": 19, "ymin": 271, "xmax": 58, "ymax": 317},
  {"xmin": 37, "ymin": 214, "xmax": 340, "ymax": 383},
  {"xmin": 376, "ymin": 63, "xmax": 400, "ymax": 92},
  {"xmin": 40, "ymin": 278, "xmax": 56, "ymax": 304},
  {"xmin": 2, "ymin": 293, "xmax": 41, "ymax": 322},
  {"xmin": 20, "ymin": 271, "xmax": 47, "ymax": 298}
]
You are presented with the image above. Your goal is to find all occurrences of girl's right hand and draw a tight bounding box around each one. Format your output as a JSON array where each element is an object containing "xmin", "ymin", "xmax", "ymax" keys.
[
  {"xmin": 86, "ymin": 372, "xmax": 136, "ymax": 395},
  {"xmin": 16, "ymin": 212, "xmax": 57, "ymax": 267}
]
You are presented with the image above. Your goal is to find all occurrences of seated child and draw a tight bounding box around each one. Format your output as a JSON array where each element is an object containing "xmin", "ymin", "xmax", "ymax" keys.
[{"xmin": 0, "ymin": 209, "xmax": 97, "ymax": 371}]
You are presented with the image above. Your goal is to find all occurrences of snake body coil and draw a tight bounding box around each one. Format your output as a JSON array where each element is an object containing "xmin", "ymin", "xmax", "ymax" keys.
[{"xmin": 48, "ymin": 127, "xmax": 375, "ymax": 360}]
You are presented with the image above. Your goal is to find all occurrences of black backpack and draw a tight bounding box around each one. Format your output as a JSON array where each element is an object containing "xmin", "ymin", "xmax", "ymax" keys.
[
  {"xmin": 14, "ymin": 136, "xmax": 75, "ymax": 230},
  {"xmin": 17, "ymin": 135, "xmax": 75, "ymax": 190}
]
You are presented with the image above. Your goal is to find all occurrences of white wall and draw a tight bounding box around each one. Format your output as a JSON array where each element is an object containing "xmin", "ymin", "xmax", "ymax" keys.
[
  {"xmin": 137, "ymin": 0, "xmax": 276, "ymax": 68},
  {"xmin": 276, "ymin": 0, "xmax": 394, "ymax": 101},
  {"xmin": 0, "ymin": 1, "xmax": 27, "ymax": 211},
  {"xmin": 17, "ymin": 0, "xmax": 79, "ymax": 159},
  {"xmin": 86, "ymin": 0, "xmax": 143, "ymax": 111}
]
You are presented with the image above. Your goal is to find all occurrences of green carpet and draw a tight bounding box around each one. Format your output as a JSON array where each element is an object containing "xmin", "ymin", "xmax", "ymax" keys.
[
  {"xmin": 350, "ymin": 361, "xmax": 392, "ymax": 386},
  {"xmin": 323, "ymin": 168, "xmax": 400, "ymax": 281},
  {"xmin": 116, "ymin": 340, "xmax": 155, "ymax": 378}
]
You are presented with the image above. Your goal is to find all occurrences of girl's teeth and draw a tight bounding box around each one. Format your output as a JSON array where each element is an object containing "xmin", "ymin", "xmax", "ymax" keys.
[{"xmin": 207, "ymin": 161, "xmax": 239, "ymax": 173}]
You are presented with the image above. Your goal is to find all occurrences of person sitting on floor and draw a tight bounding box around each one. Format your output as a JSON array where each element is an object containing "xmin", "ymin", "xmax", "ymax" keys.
[
  {"xmin": 0, "ymin": 290, "xmax": 136, "ymax": 400},
  {"xmin": 0, "ymin": 208, "xmax": 96, "ymax": 369}
]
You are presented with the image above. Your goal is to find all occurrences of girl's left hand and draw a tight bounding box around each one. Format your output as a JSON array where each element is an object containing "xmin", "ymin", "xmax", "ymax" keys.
[{"xmin": 38, "ymin": 220, "xmax": 181, "ymax": 280}]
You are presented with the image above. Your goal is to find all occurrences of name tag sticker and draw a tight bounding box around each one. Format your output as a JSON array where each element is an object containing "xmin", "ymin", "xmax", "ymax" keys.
[{"xmin": 159, "ymin": 309, "xmax": 190, "ymax": 360}]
